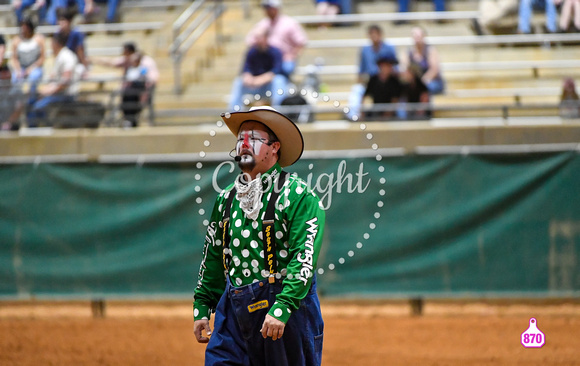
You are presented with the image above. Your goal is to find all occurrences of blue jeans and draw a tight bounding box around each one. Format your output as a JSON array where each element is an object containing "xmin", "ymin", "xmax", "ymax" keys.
[
  {"xmin": 27, "ymin": 94, "xmax": 74, "ymax": 127},
  {"xmin": 398, "ymin": 0, "xmax": 445, "ymax": 12},
  {"xmin": 12, "ymin": 66, "xmax": 43, "ymax": 102},
  {"xmin": 229, "ymin": 74, "xmax": 287, "ymax": 111},
  {"xmin": 46, "ymin": 0, "xmax": 85, "ymax": 25},
  {"xmin": 94, "ymin": 0, "xmax": 121, "ymax": 22},
  {"xmin": 282, "ymin": 60, "xmax": 296, "ymax": 78},
  {"xmin": 15, "ymin": 0, "xmax": 47, "ymax": 23},
  {"xmin": 518, "ymin": 0, "xmax": 557, "ymax": 33},
  {"xmin": 205, "ymin": 277, "xmax": 324, "ymax": 366},
  {"xmin": 426, "ymin": 77, "xmax": 445, "ymax": 95}
]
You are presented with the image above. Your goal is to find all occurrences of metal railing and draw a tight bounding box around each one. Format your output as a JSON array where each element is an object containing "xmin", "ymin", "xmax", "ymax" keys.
[
  {"xmin": 306, "ymin": 32, "xmax": 580, "ymax": 49},
  {"xmin": 293, "ymin": 10, "xmax": 480, "ymax": 25},
  {"xmin": 152, "ymin": 100, "xmax": 580, "ymax": 124},
  {"xmin": 169, "ymin": 0, "xmax": 226, "ymax": 94}
]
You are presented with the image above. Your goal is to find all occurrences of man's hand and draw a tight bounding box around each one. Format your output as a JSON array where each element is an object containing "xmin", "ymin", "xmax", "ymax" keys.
[
  {"xmin": 193, "ymin": 319, "xmax": 212, "ymax": 344},
  {"xmin": 242, "ymin": 73, "xmax": 257, "ymax": 88},
  {"xmin": 260, "ymin": 314, "xmax": 285, "ymax": 341}
]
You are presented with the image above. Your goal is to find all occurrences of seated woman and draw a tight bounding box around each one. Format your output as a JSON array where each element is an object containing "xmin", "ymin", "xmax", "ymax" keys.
[
  {"xmin": 559, "ymin": 77, "xmax": 580, "ymax": 119},
  {"xmin": 10, "ymin": 17, "xmax": 45, "ymax": 98},
  {"xmin": 556, "ymin": 0, "xmax": 580, "ymax": 32},
  {"xmin": 7, "ymin": 17, "xmax": 45, "ymax": 128},
  {"xmin": 405, "ymin": 26, "xmax": 445, "ymax": 95}
]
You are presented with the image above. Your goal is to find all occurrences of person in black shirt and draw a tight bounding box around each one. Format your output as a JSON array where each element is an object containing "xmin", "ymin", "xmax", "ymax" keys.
[
  {"xmin": 363, "ymin": 55, "xmax": 402, "ymax": 120},
  {"xmin": 1, "ymin": 34, "xmax": 22, "ymax": 131},
  {"xmin": 0, "ymin": 35, "xmax": 5, "ymax": 63}
]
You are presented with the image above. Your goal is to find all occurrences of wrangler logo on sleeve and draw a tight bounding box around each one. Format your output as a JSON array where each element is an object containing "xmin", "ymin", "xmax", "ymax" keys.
[{"xmin": 297, "ymin": 217, "xmax": 318, "ymax": 285}]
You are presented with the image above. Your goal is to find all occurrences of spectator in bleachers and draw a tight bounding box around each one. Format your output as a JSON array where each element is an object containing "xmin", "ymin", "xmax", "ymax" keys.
[
  {"xmin": 56, "ymin": 7, "xmax": 89, "ymax": 77},
  {"xmin": 346, "ymin": 24, "xmax": 398, "ymax": 121},
  {"xmin": 362, "ymin": 55, "xmax": 402, "ymax": 120},
  {"xmin": 471, "ymin": 0, "xmax": 519, "ymax": 35},
  {"xmin": 27, "ymin": 32, "xmax": 79, "ymax": 127},
  {"xmin": 397, "ymin": 0, "xmax": 445, "ymax": 24},
  {"xmin": 120, "ymin": 52, "xmax": 147, "ymax": 127},
  {"xmin": 398, "ymin": 65, "xmax": 431, "ymax": 120},
  {"xmin": 316, "ymin": 0, "xmax": 340, "ymax": 16},
  {"xmin": 92, "ymin": 42, "xmax": 159, "ymax": 125},
  {"xmin": 1, "ymin": 44, "xmax": 23, "ymax": 131},
  {"xmin": 559, "ymin": 77, "xmax": 580, "ymax": 118},
  {"xmin": 315, "ymin": 0, "xmax": 340, "ymax": 28},
  {"xmin": 46, "ymin": 0, "xmax": 85, "ymax": 25},
  {"xmin": 92, "ymin": 41, "xmax": 134, "ymax": 69},
  {"xmin": 229, "ymin": 30, "xmax": 287, "ymax": 111},
  {"xmin": 0, "ymin": 34, "xmax": 6, "ymax": 66},
  {"xmin": 556, "ymin": 0, "xmax": 580, "ymax": 32},
  {"xmin": 404, "ymin": 26, "xmax": 444, "ymax": 95},
  {"xmin": 518, "ymin": 0, "xmax": 558, "ymax": 33},
  {"xmin": 10, "ymin": 17, "xmax": 45, "ymax": 98},
  {"xmin": 246, "ymin": 0, "xmax": 308, "ymax": 78},
  {"xmin": 7, "ymin": 17, "xmax": 45, "ymax": 127},
  {"xmin": 84, "ymin": 0, "xmax": 122, "ymax": 23},
  {"xmin": 12, "ymin": 0, "xmax": 47, "ymax": 25}
]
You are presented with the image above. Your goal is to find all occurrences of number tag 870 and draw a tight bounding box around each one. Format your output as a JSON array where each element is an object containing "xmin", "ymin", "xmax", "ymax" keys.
[{"xmin": 521, "ymin": 318, "xmax": 545, "ymax": 348}]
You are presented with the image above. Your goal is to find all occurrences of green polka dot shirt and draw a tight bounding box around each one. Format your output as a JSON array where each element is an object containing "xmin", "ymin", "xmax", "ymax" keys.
[{"xmin": 193, "ymin": 163, "xmax": 326, "ymax": 324}]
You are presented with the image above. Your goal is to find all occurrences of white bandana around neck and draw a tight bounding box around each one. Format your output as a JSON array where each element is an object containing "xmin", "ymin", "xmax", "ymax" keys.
[{"xmin": 234, "ymin": 174, "xmax": 263, "ymax": 220}]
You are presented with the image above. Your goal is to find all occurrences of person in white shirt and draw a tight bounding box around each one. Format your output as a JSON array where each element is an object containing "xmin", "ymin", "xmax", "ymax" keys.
[
  {"xmin": 92, "ymin": 42, "xmax": 159, "ymax": 125},
  {"xmin": 27, "ymin": 32, "xmax": 79, "ymax": 127}
]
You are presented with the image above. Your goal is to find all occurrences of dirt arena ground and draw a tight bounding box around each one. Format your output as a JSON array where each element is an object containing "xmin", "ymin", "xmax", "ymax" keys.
[{"xmin": 1, "ymin": 300, "xmax": 579, "ymax": 366}]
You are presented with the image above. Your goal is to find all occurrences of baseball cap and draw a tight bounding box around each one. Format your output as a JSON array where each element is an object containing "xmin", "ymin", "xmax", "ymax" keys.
[
  {"xmin": 376, "ymin": 55, "xmax": 399, "ymax": 65},
  {"xmin": 261, "ymin": 0, "xmax": 282, "ymax": 8}
]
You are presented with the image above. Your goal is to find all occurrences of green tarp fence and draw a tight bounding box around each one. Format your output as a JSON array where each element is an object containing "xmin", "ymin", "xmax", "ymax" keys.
[{"xmin": 1, "ymin": 152, "xmax": 579, "ymax": 299}]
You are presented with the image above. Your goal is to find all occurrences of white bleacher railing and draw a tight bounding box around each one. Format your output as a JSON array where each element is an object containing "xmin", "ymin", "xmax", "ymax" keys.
[
  {"xmin": 0, "ymin": 22, "xmax": 164, "ymax": 37},
  {"xmin": 293, "ymin": 10, "xmax": 480, "ymax": 25},
  {"xmin": 169, "ymin": 0, "xmax": 226, "ymax": 94},
  {"xmin": 297, "ymin": 59, "xmax": 580, "ymax": 77},
  {"xmin": 307, "ymin": 32, "xmax": 580, "ymax": 49}
]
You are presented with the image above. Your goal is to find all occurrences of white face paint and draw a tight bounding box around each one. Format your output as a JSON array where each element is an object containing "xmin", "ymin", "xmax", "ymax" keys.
[{"xmin": 236, "ymin": 130, "xmax": 269, "ymax": 158}]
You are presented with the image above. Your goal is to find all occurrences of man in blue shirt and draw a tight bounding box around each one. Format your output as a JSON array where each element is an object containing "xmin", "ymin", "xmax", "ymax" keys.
[
  {"xmin": 229, "ymin": 30, "xmax": 287, "ymax": 111},
  {"xmin": 57, "ymin": 7, "xmax": 88, "ymax": 76},
  {"xmin": 346, "ymin": 24, "xmax": 397, "ymax": 121}
]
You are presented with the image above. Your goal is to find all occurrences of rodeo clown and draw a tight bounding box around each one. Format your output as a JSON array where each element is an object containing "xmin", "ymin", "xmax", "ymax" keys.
[{"xmin": 193, "ymin": 106, "xmax": 326, "ymax": 366}]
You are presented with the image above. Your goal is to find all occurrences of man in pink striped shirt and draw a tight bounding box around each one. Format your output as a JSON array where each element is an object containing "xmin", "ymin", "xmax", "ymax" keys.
[{"xmin": 246, "ymin": 0, "xmax": 307, "ymax": 78}]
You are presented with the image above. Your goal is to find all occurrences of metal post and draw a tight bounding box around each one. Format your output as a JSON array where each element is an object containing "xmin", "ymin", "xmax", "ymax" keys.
[
  {"xmin": 91, "ymin": 299, "xmax": 106, "ymax": 318},
  {"xmin": 174, "ymin": 56, "xmax": 182, "ymax": 94},
  {"xmin": 409, "ymin": 298, "xmax": 423, "ymax": 316},
  {"xmin": 241, "ymin": 0, "xmax": 250, "ymax": 19},
  {"xmin": 215, "ymin": 0, "xmax": 223, "ymax": 46}
]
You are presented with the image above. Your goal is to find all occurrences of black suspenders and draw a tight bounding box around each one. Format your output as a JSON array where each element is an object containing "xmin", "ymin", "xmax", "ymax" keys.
[
  {"xmin": 222, "ymin": 171, "xmax": 289, "ymax": 283},
  {"xmin": 262, "ymin": 171, "xmax": 288, "ymax": 282},
  {"xmin": 222, "ymin": 188, "xmax": 236, "ymax": 273}
]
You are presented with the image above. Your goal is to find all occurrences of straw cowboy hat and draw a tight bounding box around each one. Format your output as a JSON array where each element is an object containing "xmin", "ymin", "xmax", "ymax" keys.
[{"xmin": 221, "ymin": 106, "xmax": 304, "ymax": 167}]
